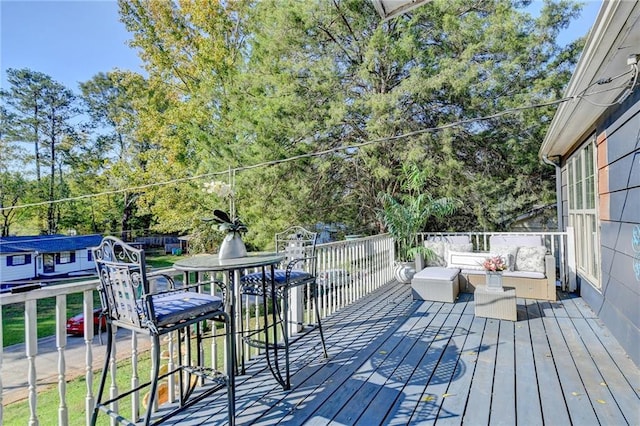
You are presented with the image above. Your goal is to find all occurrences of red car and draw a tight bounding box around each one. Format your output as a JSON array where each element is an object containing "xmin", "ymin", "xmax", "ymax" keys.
[{"xmin": 66, "ymin": 308, "xmax": 107, "ymax": 336}]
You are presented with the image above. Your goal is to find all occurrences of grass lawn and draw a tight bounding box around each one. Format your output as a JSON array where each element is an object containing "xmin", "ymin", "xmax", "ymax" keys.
[
  {"xmin": 2, "ymin": 254, "xmax": 183, "ymax": 348},
  {"xmin": 3, "ymin": 332, "xmax": 228, "ymax": 425}
]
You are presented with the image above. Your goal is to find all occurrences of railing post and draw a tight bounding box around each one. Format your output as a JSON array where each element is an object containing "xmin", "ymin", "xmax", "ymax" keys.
[
  {"xmin": 56, "ymin": 294, "xmax": 68, "ymax": 425},
  {"xmin": 566, "ymin": 226, "xmax": 578, "ymax": 292}
]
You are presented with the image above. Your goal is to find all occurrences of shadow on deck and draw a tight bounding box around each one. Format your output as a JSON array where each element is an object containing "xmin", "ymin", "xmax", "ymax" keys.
[{"xmin": 166, "ymin": 282, "xmax": 640, "ymax": 425}]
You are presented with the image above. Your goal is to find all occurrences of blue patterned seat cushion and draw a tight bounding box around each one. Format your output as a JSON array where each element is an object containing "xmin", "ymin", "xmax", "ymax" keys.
[
  {"xmin": 138, "ymin": 291, "xmax": 223, "ymax": 326},
  {"xmin": 240, "ymin": 269, "xmax": 311, "ymax": 285}
]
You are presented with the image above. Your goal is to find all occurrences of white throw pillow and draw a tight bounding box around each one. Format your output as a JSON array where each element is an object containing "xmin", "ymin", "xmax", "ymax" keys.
[
  {"xmin": 515, "ymin": 246, "xmax": 547, "ymax": 273},
  {"xmin": 490, "ymin": 246, "xmax": 518, "ymax": 271},
  {"xmin": 445, "ymin": 242, "xmax": 473, "ymax": 253},
  {"xmin": 447, "ymin": 251, "xmax": 487, "ymax": 270},
  {"xmin": 444, "ymin": 242, "xmax": 473, "ymax": 265},
  {"xmin": 423, "ymin": 240, "xmax": 445, "ymax": 267}
]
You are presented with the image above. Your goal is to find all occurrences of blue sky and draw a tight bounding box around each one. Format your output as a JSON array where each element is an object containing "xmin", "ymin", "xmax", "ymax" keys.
[
  {"xmin": 1, "ymin": 0, "xmax": 603, "ymax": 92},
  {"xmin": 1, "ymin": 0, "xmax": 143, "ymax": 90}
]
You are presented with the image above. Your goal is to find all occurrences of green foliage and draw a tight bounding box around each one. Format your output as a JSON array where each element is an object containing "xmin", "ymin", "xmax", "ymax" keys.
[
  {"xmin": 379, "ymin": 164, "xmax": 459, "ymax": 261},
  {"xmin": 1, "ymin": 69, "xmax": 82, "ymax": 234},
  {"xmin": 0, "ymin": 171, "xmax": 29, "ymax": 236},
  {"xmin": 0, "ymin": 0, "xmax": 585, "ymax": 243}
]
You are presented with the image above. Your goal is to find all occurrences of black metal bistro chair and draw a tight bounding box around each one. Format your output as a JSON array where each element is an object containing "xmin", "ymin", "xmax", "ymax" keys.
[
  {"xmin": 240, "ymin": 226, "xmax": 328, "ymax": 390},
  {"xmin": 91, "ymin": 236, "xmax": 234, "ymax": 425}
]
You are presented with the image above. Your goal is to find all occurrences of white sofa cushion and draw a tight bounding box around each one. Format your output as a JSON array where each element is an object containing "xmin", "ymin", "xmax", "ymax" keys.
[
  {"xmin": 462, "ymin": 269, "xmax": 546, "ymax": 279},
  {"xmin": 424, "ymin": 235, "xmax": 472, "ymax": 267},
  {"xmin": 413, "ymin": 266, "xmax": 460, "ymax": 281},
  {"xmin": 515, "ymin": 246, "xmax": 547, "ymax": 273},
  {"xmin": 447, "ymin": 251, "xmax": 487, "ymax": 270},
  {"xmin": 446, "ymin": 242, "xmax": 473, "ymax": 256}
]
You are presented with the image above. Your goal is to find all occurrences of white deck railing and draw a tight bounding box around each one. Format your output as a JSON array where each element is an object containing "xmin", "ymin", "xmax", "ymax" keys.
[
  {"xmin": 0, "ymin": 231, "xmax": 570, "ymax": 424},
  {"xmin": 0, "ymin": 234, "xmax": 395, "ymax": 425}
]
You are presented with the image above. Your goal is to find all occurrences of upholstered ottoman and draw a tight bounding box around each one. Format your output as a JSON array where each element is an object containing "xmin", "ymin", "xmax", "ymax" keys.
[{"xmin": 411, "ymin": 267, "xmax": 460, "ymax": 303}]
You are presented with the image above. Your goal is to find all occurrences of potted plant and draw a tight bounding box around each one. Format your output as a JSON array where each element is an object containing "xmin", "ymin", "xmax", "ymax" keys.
[
  {"xmin": 379, "ymin": 165, "xmax": 459, "ymax": 283},
  {"xmin": 202, "ymin": 180, "xmax": 248, "ymax": 259}
]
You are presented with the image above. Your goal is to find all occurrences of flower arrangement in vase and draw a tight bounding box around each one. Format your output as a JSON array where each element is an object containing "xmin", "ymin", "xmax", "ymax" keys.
[
  {"xmin": 482, "ymin": 255, "xmax": 507, "ymax": 272},
  {"xmin": 203, "ymin": 180, "xmax": 248, "ymax": 259},
  {"xmin": 482, "ymin": 255, "xmax": 507, "ymax": 292}
]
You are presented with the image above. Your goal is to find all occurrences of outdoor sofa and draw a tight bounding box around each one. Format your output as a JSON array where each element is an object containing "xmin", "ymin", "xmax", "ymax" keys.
[{"xmin": 411, "ymin": 234, "xmax": 557, "ymax": 302}]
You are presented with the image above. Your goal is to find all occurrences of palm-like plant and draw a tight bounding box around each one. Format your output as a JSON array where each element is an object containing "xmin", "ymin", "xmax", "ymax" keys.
[{"xmin": 379, "ymin": 165, "xmax": 459, "ymax": 262}]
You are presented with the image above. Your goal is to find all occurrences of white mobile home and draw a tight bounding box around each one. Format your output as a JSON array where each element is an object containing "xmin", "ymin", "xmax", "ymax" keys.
[{"xmin": 0, "ymin": 234, "xmax": 103, "ymax": 286}]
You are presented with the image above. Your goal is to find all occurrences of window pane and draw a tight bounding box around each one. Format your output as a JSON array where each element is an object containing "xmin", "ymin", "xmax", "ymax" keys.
[
  {"xmin": 586, "ymin": 174, "xmax": 595, "ymax": 209},
  {"xmin": 568, "ymin": 161, "xmax": 575, "ymax": 209},
  {"xmin": 585, "ymin": 142, "xmax": 594, "ymax": 172},
  {"xmin": 576, "ymin": 214, "xmax": 584, "ymax": 270},
  {"xmin": 590, "ymin": 215, "xmax": 598, "ymax": 277},
  {"xmin": 576, "ymin": 154, "xmax": 583, "ymax": 209},
  {"xmin": 586, "ymin": 144, "xmax": 595, "ymax": 209}
]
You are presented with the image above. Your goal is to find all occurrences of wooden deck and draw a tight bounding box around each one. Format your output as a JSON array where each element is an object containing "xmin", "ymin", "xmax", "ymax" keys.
[{"xmin": 165, "ymin": 281, "xmax": 640, "ymax": 425}]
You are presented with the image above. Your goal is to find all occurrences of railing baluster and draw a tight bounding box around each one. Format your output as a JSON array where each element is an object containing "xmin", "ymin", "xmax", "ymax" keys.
[
  {"xmin": 25, "ymin": 299, "xmax": 38, "ymax": 426},
  {"xmin": 56, "ymin": 295, "xmax": 68, "ymax": 425},
  {"xmin": 131, "ymin": 332, "xmax": 140, "ymax": 420},
  {"xmin": 83, "ymin": 290, "xmax": 95, "ymax": 426},
  {"xmin": 108, "ymin": 326, "xmax": 118, "ymax": 424}
]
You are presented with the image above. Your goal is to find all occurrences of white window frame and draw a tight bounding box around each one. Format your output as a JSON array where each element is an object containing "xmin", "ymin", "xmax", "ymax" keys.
[
  {"xmin": 567, "ymin": 136, "xmax": 600, "ymax": 287},
  {"xmin": 59, "ymin": 251, "xmax": 72, "ymax": 264},
  {"xmin": 9, "ymin": 254, "xmax": 28, "ymax": 266}
]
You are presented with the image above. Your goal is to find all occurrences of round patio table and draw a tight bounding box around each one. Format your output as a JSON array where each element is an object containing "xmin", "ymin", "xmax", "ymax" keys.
[{"xmin": 173, "ymin": 253, "xmax": 285, "ymax": 379}]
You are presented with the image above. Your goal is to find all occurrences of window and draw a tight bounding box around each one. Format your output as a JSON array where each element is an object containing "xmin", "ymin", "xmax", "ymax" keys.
[
  {"xmin": 56, "ymin": 251, "xmax": 76, "ymax": 264},
  {"xmin": 568, "ymin": 137, "xmax": 600, "ymax": 286},
  {"xmin": 6, "ymin": 254, "xmax": 31, "ymax": 266}
]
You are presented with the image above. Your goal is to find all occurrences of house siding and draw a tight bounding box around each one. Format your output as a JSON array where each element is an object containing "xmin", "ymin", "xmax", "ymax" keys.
[
  {"xmin": 570, "ymin": 90, "xmax": 640, "ymax": 367},
  {"xmin": 0, "ymin": 255, "xmax": 35, "ymax": 282}
]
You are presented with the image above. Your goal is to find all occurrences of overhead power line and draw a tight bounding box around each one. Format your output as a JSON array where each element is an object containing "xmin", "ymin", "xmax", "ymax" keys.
[{"xmin": 0, "ymin": 93, "xmax": 595, "ymax": 213}]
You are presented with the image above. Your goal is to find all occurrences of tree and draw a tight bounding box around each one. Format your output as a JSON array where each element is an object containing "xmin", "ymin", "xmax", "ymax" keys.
[
  {"xmin": 1, "ymin": 69, "xmax": 82, "ymax": 234},
  {"xmin": 235, "ymin": 0, "xmax": 582, "ymax": 236},
  {"xmin": 79, "ymin": 70, "xmax": 152, "ymax": 238},
  {"xmin": 38, "ymin": 79, "xmax": 80, "ymax": 234},
  {"xmin": 0, "ymin": 172, "xmax": 28, "ymax": 236},
  {"xmin": 114, "ymin": 0, "xmax": 583, "ymax": 248},
  {"xmin": 2, "ymin": 69, "xmax": 51, "ymax": 182},
  {"xmin": 379, "ymin": 164, "xmax": 460, "ymax": 262},
  {"xmin": 118, "ymin": 0, "xmax": 252, "ymax": 245}
]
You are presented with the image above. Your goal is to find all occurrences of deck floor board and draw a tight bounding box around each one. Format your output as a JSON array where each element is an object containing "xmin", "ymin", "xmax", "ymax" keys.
[
  {"xmin": 435, "ymin": 311, "xmax": 485, "ymax": 425},
  {"xmin": 164, "ymin": 282, "xmax": 639, "ymax": 425}
]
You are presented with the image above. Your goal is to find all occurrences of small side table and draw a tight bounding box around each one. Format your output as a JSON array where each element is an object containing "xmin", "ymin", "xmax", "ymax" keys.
[{"xmin": 474, "ymin": 285, "xmax": 517, "ymax": 321}]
